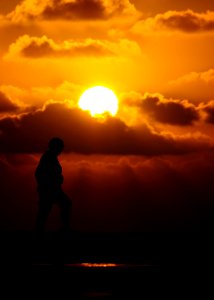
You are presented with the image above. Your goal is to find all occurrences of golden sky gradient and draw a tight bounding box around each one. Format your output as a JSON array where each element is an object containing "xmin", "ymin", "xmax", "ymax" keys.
[{"xmin": 0, "ymin": 0, "xmax": 213, "ymax": 154}]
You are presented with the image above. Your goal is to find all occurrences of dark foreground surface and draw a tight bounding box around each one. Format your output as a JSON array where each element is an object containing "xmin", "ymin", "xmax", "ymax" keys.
[{"xmin": 0, "ymin": 231, "xmax": 213, "ymax": 298}]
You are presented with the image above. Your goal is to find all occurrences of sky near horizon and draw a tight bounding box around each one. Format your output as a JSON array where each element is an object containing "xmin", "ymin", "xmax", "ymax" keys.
[{"xmin": 0, "ymin": 1, "xmax": 214, "ymax": 232}]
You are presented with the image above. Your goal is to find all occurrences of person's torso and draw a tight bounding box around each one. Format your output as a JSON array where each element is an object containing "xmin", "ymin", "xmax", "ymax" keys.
[{"xmin": 35, "ymin": 151, "xmax": 63, "ymax": 189}]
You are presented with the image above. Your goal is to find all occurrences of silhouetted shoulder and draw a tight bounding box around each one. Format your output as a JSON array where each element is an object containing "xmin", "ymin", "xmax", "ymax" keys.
[{"xmin": 39, "ymin": 151, "xmax": 54, "ymax": 166}]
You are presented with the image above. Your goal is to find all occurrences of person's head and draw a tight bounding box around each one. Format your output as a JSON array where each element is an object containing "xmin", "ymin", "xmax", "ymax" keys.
[{"xmin": 48, "ymin": 137, "xmax": 64, "ymax": 156}]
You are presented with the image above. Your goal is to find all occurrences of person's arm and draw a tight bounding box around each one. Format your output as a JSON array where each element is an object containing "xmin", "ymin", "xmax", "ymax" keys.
[
  {"xmin": 35, "ymin": 154, "xmax": 50, "ymax": 186},
  {"xmin": 35, "ymin": 163, "xmax": 45, "ymax": 185}
]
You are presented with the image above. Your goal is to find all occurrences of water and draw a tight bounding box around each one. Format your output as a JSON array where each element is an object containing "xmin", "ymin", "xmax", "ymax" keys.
[
  {"xmin": 32, "ymin": 262, "xmax": 160, "ymax": 299},
  {"xmin": 0, "ymin": 231, "xmax": 208, "ymax": 298}
]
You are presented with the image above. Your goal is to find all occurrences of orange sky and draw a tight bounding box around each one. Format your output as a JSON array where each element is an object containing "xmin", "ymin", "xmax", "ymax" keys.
[
  {"xmin": 0, "ymin": 0, "xmax": 214, "ymax": 155},
  {"xmin": 0, "ymin": 0, "xmax": 213, "ymax": 149}
]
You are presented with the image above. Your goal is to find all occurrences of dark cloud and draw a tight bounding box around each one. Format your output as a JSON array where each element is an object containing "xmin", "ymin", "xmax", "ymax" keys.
[
  {"xmin": 8, "ymin": 0, "xmax": 137, "ymax": 22},
  {"xmin": 0, "ymin": 154, "xmax": 37, "ymax": 231},
  {"xmin": 62, "ymin": 151, "xmax": 214, "ymax": 232},
  {"xmin": 1, "ymin": 152, "xmax": 214, "ymax": 232},
  {"xmin": 22, "ymin": 38, "xmax": 55, "ymax": 58},
  {"xmin": 201, "ymin": 101, "xmax": 214, "ymax": 123},
  {"xmin": 141, "ymin": 95, "xmax": 199, "ymax": 125},
  {"xmin": 21, "ymin": 36, "xmax": 114, "ymax": 58},
  {"xmin": 124, "ymin": 93, "xmax": 199, "ymax": 125},
  {"xmin": 205, "ymin": 108, "xmax": 214, "ymax": 123},
  {"xmin": 0, "ymin": 91, "xmax": 19, "ymax": 113},
  {"xmin": 6, "ymin": 35, "xmax": 141, "ymax": 59},
  {"xmin": 132, "ymin": 10, "xmax": 214, "ymax": 34},
  {"xmin": 156, "ymin": 10, "xmax": 214, "ymax": 32},
  {"xmin": 43, "ymin": 0, "xmax": 106, "ymax": 20},
  {"xmin": 0, "ymin": 102, "xmax": 212, "ymax": 155}
]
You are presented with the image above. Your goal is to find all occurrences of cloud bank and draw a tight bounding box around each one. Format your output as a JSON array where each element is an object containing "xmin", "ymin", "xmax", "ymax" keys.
[
  {"xmin": 0, "ymin": 101, "xmax": 213, "ymax": 155},
  {"xmin": 0, "ymin": 91, "xmax": 19, "ymax": 113},
  {"xmin": 8, "ymin": 0, "xmax": 138, "ymax": 22},
  {"xmin": 132, "ymin": 10, "xmax": 214, "ymax": 33},
  {"xmin": 123, "ymin": 93, "xmax": 199, "ymax": 125},
  {"xmin": 1, "ymin": 152, "xmax": 214, "ymax": 232},
  {"xmin": 5, "ymin": 34, "xmax": 141, "ymax": 59}
]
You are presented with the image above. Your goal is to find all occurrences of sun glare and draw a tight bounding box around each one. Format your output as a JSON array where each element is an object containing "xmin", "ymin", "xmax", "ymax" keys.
[{"xmin": 78, "ymin": 86, "xmax": 118, "ymax": 117}]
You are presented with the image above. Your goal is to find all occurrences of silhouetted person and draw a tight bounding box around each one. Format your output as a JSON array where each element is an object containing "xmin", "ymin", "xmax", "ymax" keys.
[{"xmin": 35, "ymin": 137, "xmax": 71, "ymax": 233}]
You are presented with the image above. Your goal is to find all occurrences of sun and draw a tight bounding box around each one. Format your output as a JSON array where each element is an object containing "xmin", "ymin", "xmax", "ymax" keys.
[{"xmin": 78, "ymin": 86, "xmax": 118, "ymax": 117}]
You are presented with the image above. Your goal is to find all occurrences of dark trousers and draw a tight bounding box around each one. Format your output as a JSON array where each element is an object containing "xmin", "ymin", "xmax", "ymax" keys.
[{"xmin": 36, "ymin": 187, "xmax": 72, "ymax": 232}]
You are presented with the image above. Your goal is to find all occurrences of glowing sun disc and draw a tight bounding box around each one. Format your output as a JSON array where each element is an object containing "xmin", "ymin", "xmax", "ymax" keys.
[{"xmin": 78, "ymin": 86, "xmax": 118, "ymax": 117}]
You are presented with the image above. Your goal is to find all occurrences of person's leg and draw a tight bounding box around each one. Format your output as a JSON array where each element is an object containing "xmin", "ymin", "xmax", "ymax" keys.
[
  {"xmin": 58, "ymin": 192, "xmax": 72, "ymax": 231},
  {"xmin": 35, "ymin": 196, "xmax": 53, "ymax": 233}
]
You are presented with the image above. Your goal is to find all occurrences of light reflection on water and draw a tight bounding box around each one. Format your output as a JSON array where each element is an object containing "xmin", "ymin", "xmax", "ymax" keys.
[
  {"xmin": 64, "ymin": 263, "xmax": 155, "ymax": 268},
  {"xmin": 80, "ymin": 263, "xmax": 118, "ymax": 268}
]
